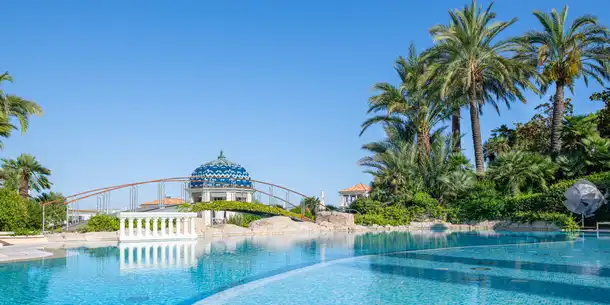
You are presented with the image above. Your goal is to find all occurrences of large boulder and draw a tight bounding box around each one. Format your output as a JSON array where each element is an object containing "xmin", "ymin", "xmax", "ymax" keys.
[
  {"xmin": 249, "ymin": 216, "xmax": 320, "ymax": 233},
  {"xmin": 315, "ymin": 211, "xmax": 354, "ymax": 226},
  {"xmin": 215, "ymin": 224, "xmax": 253, "ymax": 236}
]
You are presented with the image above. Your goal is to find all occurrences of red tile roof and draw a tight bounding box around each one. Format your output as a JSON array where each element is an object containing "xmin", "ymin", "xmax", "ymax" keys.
[
  {"xmin": 140, "ymin": 197, "xmax": 184, "ymax": 206},
  {"xmin": 340, "ymin": 183, "xmax": 372, "ymax": 193}
]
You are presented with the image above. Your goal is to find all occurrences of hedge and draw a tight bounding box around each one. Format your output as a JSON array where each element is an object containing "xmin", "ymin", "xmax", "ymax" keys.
[
  {"xmin": 510, "ymin": 211, "xmax": 580, "ymax": 231},
  {"xmin": 189, "ymin": 201, "xmax": 309, "ymax": 220},
  {"xmin": 504, "ymin": 171, "xmax": 610, "ymax": 216}
]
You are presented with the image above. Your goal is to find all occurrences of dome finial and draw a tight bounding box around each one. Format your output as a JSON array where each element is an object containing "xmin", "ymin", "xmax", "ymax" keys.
[{"xmin": 219, "ymin": 150, "xmax": 225, "ymax": 159}]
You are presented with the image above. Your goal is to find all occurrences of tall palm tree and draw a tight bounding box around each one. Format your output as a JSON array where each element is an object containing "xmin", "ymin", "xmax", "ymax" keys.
[
  {"xmin": 0, "ymin": 72, "xmax": 43, "ymax": 134},
  {"xmin": 514, "ymin": 6, "xmax": 610, "ymax": 154},
  {"xmin": 424, "ymin": 0, "xmax": 537, "ymax": 174},
  {"xmin": 361, "ymin": 44, "xmax": 446, "ymax": 155},
  {"xmin": 2, "ymin": 154, "xmax": 52, "ymax": 198}
]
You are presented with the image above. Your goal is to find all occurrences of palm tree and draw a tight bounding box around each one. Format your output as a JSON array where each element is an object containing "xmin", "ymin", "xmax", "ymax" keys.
[
  {"xmin": 2, "ymin": 154, "xmax": 52, "ymax": 198},
  {"xmin": 424, "ymin": 0, "xmax": 537, "ymax": 174},
  {"xmin": 361, "ymin": 44, "xmax": 446, "ymax": 155},
  {"xmin": 514, "ymin": 6, "xmax": 610, "ymax": 154},
  {"xmin": 487, "ymin": 151, "xmax": 558, "ymax": 196},
  {"xmin": 0, "ymin": 72, "xmax": 43, "ymax": 134}
]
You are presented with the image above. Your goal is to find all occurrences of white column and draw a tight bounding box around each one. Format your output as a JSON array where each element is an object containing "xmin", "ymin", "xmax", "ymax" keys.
[
  {"xmin": 168, "ymin": 217, "xmax": 174, "ymax": 236},
  {"xmin": 161, "ymin": 218, "xmax": 167, "ymax": 236},
  {"xmin": 128, "ymin": 218, "xmax": 134, "ymax": 236},
  {"xmin": 190, "ymin": 217, "xmax": 196, "ymax": 237},
  {"xmin": 136, "ymin": 218, "xmax": 143, "ymax": 237},
  {"xmin": 226, "ymin": 191, "xmax": 232, "ymax": 201},
  {"xmin": 183, "ymin": 217, "xmax": 189, "ymax": 235},
  {"xmin": 145, "ymin": 217, "xmax": 151, "ymax": 237},
  {"xmin": 119, "ymin": 218, "xmax": 126, "ymax": 239},
  {"xmin": 246, "ymin": 192, "xmax": 252, "ymax": 202},
  {"xmin": 176, "ymin": 218, "xmax": 182, "ymax": 236},
  {"xmin": 152, "ymin": 217, "xmax": 158, "ymax": 237}
]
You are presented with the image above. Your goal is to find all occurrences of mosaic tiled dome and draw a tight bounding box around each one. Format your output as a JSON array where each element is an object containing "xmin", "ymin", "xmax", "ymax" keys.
[{"xmin": 190, "ymin": 151, "xmax": 252, "ymax": 188}]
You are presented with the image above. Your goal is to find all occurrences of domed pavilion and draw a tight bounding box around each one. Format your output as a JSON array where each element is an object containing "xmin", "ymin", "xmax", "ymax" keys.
[{"xmin": 189, "ymin": 151, "xmax": 255, "ymax": 203}]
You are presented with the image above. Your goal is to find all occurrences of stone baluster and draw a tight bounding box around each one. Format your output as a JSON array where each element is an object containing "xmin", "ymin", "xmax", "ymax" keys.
[
  {"xmin": 119, "ymin": 218, "xmax": 126, "ymax": 239},
  {"xmin": 168, "ymin": 218, "xmax": 174, "ymax": 237},
  {"xmin": 128, "ymin": 218, "xmax": 134, "ymax": 237},
  {"xmin": 152, "ymin": 217, "xmax": 158, "ymax": 237},
  {"xmin": 160, "ymin": 218, "xmax": 166, "ymax": 236},
  {"xmin": 183, "ymin": 217, "xmax": 189, "ymax": 236},
  {"xmin": 144, "ymin": 217, "xmax": 150, "ymax": 237},
  {"xmin": 190, "ymin": 217, "xmax": 196, "ymax": 237},
  {"xmin": 176, "ymin": 218, "xmax": 182, "ymax": 236},
  {"xmin": 136, "ymin": 218, "xmax": 143, "ymax": 237}
]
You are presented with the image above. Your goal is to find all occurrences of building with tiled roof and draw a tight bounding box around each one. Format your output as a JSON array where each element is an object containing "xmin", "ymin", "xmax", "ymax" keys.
[
  {"xmin": 140, "ymin": 197, "xmax": 185, "ymax": 208},
  {"xmin": 189, "ymin": 151, "xmax": 254, "ymax": 203},
  {"xmin": 338, "ymin": 183, "xmax": 371, "ymax": 208}
]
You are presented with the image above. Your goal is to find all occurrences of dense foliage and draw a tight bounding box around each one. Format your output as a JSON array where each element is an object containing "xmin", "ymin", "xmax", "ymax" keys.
[
  {"xmin": 226, "ymin": 214, "xmax": 263, "ymax": 228},
  {"xmin": 357, "ymin": 1, "xmax": 610, "ymax": 231},
  {"xmin": 189, "ymin": 201, "xmax": 309, "ymax": 220},
  {"xmin": 83, "ymin": 214, "xmax": 119, "ymax": 232}
]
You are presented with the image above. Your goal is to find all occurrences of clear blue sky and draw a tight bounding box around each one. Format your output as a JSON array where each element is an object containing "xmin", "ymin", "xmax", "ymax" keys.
[{"xmin": 2, "ymin": 0, "xmax": 609, "ymax": 207}]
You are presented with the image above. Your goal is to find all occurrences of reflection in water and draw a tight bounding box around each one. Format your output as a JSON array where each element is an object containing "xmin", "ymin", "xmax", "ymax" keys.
[{"xmin": 119, "ymin": 240, "xmax": 198, "ymax": 271}]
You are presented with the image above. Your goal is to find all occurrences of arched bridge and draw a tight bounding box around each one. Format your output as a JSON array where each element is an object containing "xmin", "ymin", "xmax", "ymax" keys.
[{"xmin": 41, "ymin": 176, "xmax": 325, "ymax": 227}]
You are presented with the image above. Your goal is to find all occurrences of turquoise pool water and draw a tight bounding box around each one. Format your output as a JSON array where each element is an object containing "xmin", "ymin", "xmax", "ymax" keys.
[{"xmin": 0, "ymin": 231, "xmax": 607, "ymax": 304}]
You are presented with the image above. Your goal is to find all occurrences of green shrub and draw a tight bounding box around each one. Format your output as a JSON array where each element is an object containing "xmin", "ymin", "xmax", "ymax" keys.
[
  {"xmin": 12, "ymin": 228, "xmax": 40, "ymax": 236},
  {"xmin": 453, "ymin": 181, "xmax": 506, "ymax": 221},
  {"xmin": 504, "ymin": 171, "xmax": 610, "ymax": 217},
  {"xmin": 190, "ymin": 201, "xmax": 308, "ymax": 220},
  {"xmin": 289, "ymin": 206, "xmax": 314, "ymax": 220},
  {"xmin": 349, "ymin": 198, "xmax": 383, "ymax": 214},
  {"xmin": 509, "ymin": 211, "xmax": 580, "ymax": 231},
  {"xmin": 226, "ymin": 214, "xmax": 262, "ymax": 227},
  {"xmin": 0, "ymin": 188, "xmax": 29, "ymax": 231},
  {"xmin": 84, "ymin": 214, "xmax": 119, "ymax": 232}
]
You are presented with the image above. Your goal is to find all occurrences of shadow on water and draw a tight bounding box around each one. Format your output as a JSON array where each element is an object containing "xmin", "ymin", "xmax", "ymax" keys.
[
  {"xmin": 362, "ymin": 263, "xmax": 610, "ymax": 304},
  {"xmin": 383, "ymin": 252, "xmax": 610, "ymax": 277}
]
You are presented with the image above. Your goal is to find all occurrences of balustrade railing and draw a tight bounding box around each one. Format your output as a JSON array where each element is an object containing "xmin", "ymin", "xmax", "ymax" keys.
[{"xmin": 118, "ymin": 212, "xmax": 198, "ymax": 241}]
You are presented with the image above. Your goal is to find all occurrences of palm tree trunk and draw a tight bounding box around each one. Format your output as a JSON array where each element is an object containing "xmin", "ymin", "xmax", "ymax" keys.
[
  {"xmin": 418, "ymin": 132, "xmax": 432, "ymax": 155},
  {"xmin": 469, "ymin": 98, "xmax": 485, "ymax": 174},
  {"xmin": 550, "ymin": 81, "xmax": 565, "ymax": 155},
  {"xmin": 451, "ymin": 108, "xmax": 461, "ymax": 153},
  {"xmin": 19, "ymin": 173, "xmax": 29, "ymax": 198}
]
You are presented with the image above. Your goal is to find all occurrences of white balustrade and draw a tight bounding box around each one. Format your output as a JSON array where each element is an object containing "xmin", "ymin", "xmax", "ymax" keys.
[
  {"xmin": 118, "ymin": 212, "xmax": 198, "ymax": 242},
  {"xmin": 119, "ymin": 240, "xmax": 198, "ymax": 271}
]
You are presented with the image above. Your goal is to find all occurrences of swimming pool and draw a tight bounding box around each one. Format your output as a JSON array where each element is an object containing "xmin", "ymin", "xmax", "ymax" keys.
[{"xmin": 1, "ymin": 231, "xmax": 607, "ymax": 304}]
